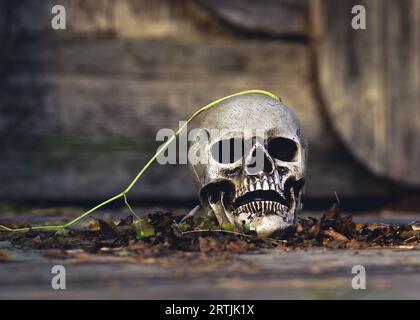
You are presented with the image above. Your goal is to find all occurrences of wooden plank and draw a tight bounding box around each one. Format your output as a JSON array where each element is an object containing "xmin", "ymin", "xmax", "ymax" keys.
[
  {"xmin": 199, "ymin": 0, "xmax": 308, "ymax": 36},
  {"xmin": 0, "ymin": 0, "xmax": 307, "ymax": 38},
  {"xmin": 0, "ymin": 0, "xmax": 216, "ymax": 38},
  {"xmin": 0, "ymin": 38, "xmax": 389, "ymax": 201},
  {"xmin": 312, "ymin": 0, "xmax": 420, "ymax": 186},
  {"xmin": 1, "ymin": 232, "xmax": 420, "ymax": 299}
]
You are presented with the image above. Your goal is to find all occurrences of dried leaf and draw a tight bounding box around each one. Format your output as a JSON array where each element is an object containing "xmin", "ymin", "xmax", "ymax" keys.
[
  {"xmin": 0, "ymin": 249, "xmax": 11, "ymax": 262},
  {"xmin": 323, "ymin": 229, "xmax": 349, "ymax": 241},
  {"xmin": 97, "ymin": 219, "xmax": 119, "ymax": 237},
  {"xmin": 2, "ymin": 204, "xmax": 419, "ymax": 261},
  {"xmin": 118, "ymin": 215, "xmax": 133, "ymax": 226}
]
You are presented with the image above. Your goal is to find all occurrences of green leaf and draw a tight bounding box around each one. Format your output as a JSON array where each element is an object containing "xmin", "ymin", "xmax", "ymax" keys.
[
  {"xmin": 55, "ymin": 228, "xmax": 70, "ymax": 237},
  {"xmin": 242, "ymin": 223, "xmax": 251, "ymax": 234},
  {"xmin": 192, "ymin": 216, "xmax": 204, "ymax": 228},
  {"xmin": 202, "ymin": 219, "xmax": 218, "ymax": 230},
  {"xmin": 173, "ymin": 221, "xmax": 191, "ymax": 232},
  {"xmin": 133, "ymin": 218, "xmax": 156, "ymax": 239},
  {"xmin": 221, "ymin": 223, "xmax": 235, "ymax": 232}
]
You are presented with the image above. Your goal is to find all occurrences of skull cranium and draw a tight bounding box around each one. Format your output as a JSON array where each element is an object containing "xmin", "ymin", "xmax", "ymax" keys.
[{"xmin": 188, "ymin": 93, "xmax": 307, "ymax": 236}]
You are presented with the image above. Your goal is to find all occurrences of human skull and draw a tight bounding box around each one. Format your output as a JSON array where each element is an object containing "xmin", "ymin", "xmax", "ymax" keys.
[{"xmin": 188, "ymin": 93, "xmax": 307, "ymax": 236}]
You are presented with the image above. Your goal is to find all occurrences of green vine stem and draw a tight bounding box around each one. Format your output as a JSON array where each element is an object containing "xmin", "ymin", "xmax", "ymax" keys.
[{"xmin": 0, "ymin": 90, "xmax": 280, "ymax": 233}]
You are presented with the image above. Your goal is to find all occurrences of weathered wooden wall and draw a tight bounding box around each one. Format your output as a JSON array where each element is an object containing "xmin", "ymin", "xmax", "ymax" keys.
[
  {"xmin": 312, "ymin": 0, "xmax": 420, "ymax": 186},
  {"xmin": 0, "ymin": 0, "xmax": 393, "ymax": 204},
  {"xmin": 0, "ymin": 0, "xmax": 308, "ymax": 38}
]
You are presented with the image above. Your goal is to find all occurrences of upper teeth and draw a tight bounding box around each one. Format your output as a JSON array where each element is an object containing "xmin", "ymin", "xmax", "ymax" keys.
[{"xmin": 235, "ymin": 172, "xmax": 282, "ymax": 198}]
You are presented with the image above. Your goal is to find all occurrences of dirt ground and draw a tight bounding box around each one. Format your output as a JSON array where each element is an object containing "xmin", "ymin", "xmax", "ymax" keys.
[{"xmin": 1, "ymin": 207, "xmax": 419, "ymax": 299}]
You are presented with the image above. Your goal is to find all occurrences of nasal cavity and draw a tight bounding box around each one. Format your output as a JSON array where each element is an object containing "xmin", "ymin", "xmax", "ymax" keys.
[{"xmin": 246, "ymin": 147, "xmax": 274, "ymax": 175}]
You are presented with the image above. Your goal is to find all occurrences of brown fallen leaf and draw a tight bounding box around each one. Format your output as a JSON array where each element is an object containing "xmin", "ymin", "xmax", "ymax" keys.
[
  {"xmin": 323, "ymin": 229, "xmax": 349, "ymax": 241},
  {"xmin": 118, "ymin": 215, "xmax": 134, "ymax": 226},
  {"xmin": 0, "ymin": 249, "xmax": 11, "ymax": 262},
  {"xmin": 42, "ymin": 249, "xmax": 67, "ymax": 259},
  {"xmin": 97, "ymin": 219, "xmax": 119, "ymax": 237},
  {"xmin": 308, "ymin": 223, "xmax": 320, "ymax": 238},
  {"xmin": 88, "ymin": 220, "xmax": 100, "ymax": 231},
  {"xmin": 72, "ymin": 252, "xmax": 90, "ymax": 263},
  {"xmin": 226, "ymin": 240, "xmax": 249, "ymax": 253}
]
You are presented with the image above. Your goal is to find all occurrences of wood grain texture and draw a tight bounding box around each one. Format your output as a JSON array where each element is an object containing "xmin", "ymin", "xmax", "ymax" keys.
[
  {"xmin": 198, "ymin": 0, "xmax": 308, "ymax": 36},
  {"xmin": 0, "ymin": 0, "xmax": 222, "ymax": 38},
  {"xmin": 0, "ymin": 38, "xmax": 389, "ymax": 201},
  {"xmin": 0, "ymin": 0, "xmax": 307, "ymax": 38},
  {"xmin": 1, "ymin": 215, "xmax": 419, "ymax": 300},
  {"xmin": 312, "ymin": 0, "xmax": 420, "ymax": 186}
]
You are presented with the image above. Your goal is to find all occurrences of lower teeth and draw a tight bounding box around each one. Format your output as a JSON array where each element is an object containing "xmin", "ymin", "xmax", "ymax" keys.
[{"xmin": 235, "ymin": 201, "xmax": 285, "ymax": 215}]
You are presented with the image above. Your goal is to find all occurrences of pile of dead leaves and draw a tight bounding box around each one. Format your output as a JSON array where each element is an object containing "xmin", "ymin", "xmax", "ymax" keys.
[
  {"xmin": 0, "ymin": 204, "xmax": 419, "ymax": 260},
  {"xmin": 275, "ymin": 204, "xmax": 420, "ymax": 249}
]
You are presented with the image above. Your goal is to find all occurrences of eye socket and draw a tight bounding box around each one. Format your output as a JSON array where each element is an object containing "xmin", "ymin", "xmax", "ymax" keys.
[
  {"xmin": 268, "ymin": 137, "xmax": 298, "ymax": 162},
  {"xmin": 211, "ymin": 138, "xmax": 247, "ymax": 164}
]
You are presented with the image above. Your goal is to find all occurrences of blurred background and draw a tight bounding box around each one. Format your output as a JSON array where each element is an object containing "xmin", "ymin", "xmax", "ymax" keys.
[{"xmin": 0, "ymin": 0, "xmax": 419, "ymax": 216}]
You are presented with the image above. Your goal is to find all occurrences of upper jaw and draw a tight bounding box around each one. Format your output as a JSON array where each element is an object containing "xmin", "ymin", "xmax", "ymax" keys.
[
  {"xmin": 235, "ymin": 175, "xmax": 281, "ymax": 198},
  {"xmin": 230, "ymin": 172, "xmax": 294, "ymax": 218}
]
